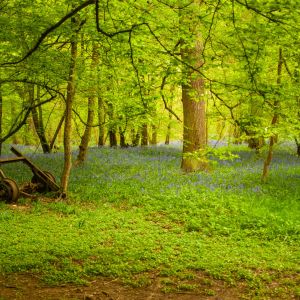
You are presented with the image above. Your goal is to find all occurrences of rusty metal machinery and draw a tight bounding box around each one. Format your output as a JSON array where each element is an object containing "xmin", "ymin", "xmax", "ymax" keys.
[{"xmin": 0, "ymin": 146, "xmax": 61, "ymax": 203}]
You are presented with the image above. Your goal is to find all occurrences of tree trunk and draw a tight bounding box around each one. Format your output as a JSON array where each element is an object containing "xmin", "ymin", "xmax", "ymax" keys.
[
  {"xmin": 296, "ymin": 139, "xmax": 300, "ymax": 156},
  {"xmin": 262, "ymin": 48, "xmax": 283, "ymax": 182},
  {"xmin": 165, "ymin": 110, "xmax": 172, "ymax": 145},
  {"xmin": 109, "ymin": 130, "xmax": 117, "ymax": 147},
  {"xmin": 180, "ymin": 1, "xmax": 208, "ymax": 172},
  {"xmin": 131, "ymin": 128, "xmax": 140, "ymax": 147},
  {"xmin": 50, "ymin": 111, "xmax": 65, "ymax": 151},
  {"xmin": 0, "ymin": 85, "xmax": 2, "ymax": 156},
  {"xmin": 180, "ymin": 41, "xmax": 207, "ymax": 171},
  {"xmin": 10, "ymin": 100, "xmax": 19, "ymax": 144},
  {"xmin": 31, "ymin": 86, "xmax": 51, "ymax": 153},
  {"xmin": 60, "ymin": 16, "xmax": 78, "ymax": 195},
  {"xmin": 119, "ymin": 127, "xmax": 127, "ymax": 148},
  {"xmin": 141, "ymin": 124, "xmax": 148, "ymax": 146},
  {"xmin": 97, "ymin": 95, "xmax": 105, "ymax": 146},
  {"xmin": 150, "ymin": 124, "xmax": 158, "ymax": 145},
  {"xmin": 76, "ymin": 44, "xmax": 99, "ymax": 164},
  {"xmin": 107, "ymin": 103, "xmax": 117, "ymax": 147}
]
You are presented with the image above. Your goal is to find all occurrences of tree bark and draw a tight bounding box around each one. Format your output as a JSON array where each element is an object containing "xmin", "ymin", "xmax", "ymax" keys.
[
  {"xmin": 107, "ymin": 103, "xmax": 117, "ymax": 147},
  {"xmin": 141, "ymin": 123, "xmax": 148, "ymax": 146},
  {"xmin": 179, "ymin": 0, "xmax": 208, "ymax": 172},
  {"xmin": 296, "ymin": 138, "xmax": 300, "ymax": 156},
  {"xmin": 76, "ymin": 44, "xmax": 99, "ymax": 164},
  {"xmin": 150, "ymin": 124, "xmax": 158, "ymax": 145},
  {"xmin": 180, "ymin": 28, "xmax": 207, "ymax": 171},
  {"xmin": 50, "ymin": 111, "xmax": 65, "ymax": 151},
  {"xmin": 31, "ymin": 85, "xmax": 51, "ymax": 153},
  {"xmin": 60, "ymin": 16, "xmax": 78, "ymax": 194},
  {"xmin": 97, "ymin": 95, "xmax": 105, "ymax": 146},
  {"xmin": 165, "ymin": 109, "xmax": 172, "ymax": 145},
  {"xmin": 131, "ymin": 128, "xmax": 140, "ymax": 147},
  {"xmin": 0, "ymin": 85, "xmax": 2, "ymax": 156},
  {"xmin": 119, "ymin": 127, "xmax": 127, "ymax": 148}
]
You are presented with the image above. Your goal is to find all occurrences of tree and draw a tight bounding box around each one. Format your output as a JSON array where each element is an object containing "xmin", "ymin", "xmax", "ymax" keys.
[
  {"xmin": 76, "ymin": 43, "xmax": 99, "ymax": 164},
  {"xmin": 61, "ymin": 14, "xmax": 79, "ymax": 194},
  {"xmin": 180, "ymin": 1, "xmax": 208, "ymax": 172}
]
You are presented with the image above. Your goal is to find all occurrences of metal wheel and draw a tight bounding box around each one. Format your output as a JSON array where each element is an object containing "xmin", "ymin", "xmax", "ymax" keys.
[
  {"xmin": 31, "ymin": 171, "xmax": 56, "ymax": 192},
  {"xmin": 0, "ymin": 178, "xmax": 20, "ymax": 203}
]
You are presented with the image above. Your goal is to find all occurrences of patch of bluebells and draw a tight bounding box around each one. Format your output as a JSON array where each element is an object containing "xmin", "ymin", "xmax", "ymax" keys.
[{"xmin": 2, "ymin": 141, "xmax": 299, "ymax": 202}]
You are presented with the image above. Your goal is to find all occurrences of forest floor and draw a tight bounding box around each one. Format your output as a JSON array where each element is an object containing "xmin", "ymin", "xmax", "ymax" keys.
[
  {"xmin": 0, "ymin": 143, "xmax": 299, "ymax": 300},
  {"xmin": 0, "ymin": 272, "xmax": 262, "ymax": 300}
]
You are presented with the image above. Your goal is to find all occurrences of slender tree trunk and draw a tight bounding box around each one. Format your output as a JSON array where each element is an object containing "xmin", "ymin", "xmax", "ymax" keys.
[
  {"xmin": 150, "ymin": 124, "xmax": 158, "ymax": 145},
  {"xmin": 10, "ymin": 100, "xmax": 19, "ymax": 144},
  {"xmin": 97, "ymin": 95, "xmax": 105, "ymax": 146},
  {"xmin": 50, "ymin": 111, "xmax": 65, "ymax": 151},
  {"xmin": 131, "ymin": 128, "xmax": 140, "ymax": 147},
  {"xmin": 61, "ymin": 16, "xmax": 78, "ymax": 194},
  {"xmin": 0, "ymin": 85, "xmax": 2, "ymax": 156},
  {"xmin": 119, "ymin": 127, "xmax": 127, "ymax": 148},
  {"xmin": 109, "ymin": 130, "xmax": 117, "ymax": 147},
  {"xmin": 141, "ymin": 123, "xmax": 148, "ymax": 146},
  {"xmin": 295, "ymin": 138, "xmax": 300, "ymax": 156},
  {"xmin": 262, "ymin": 48, "xmax": 283, "ymax": 182},
  {"xmin": 165, "ymin": 110, "xmax": 172, "ymax": 145},
  {"xmin": 76, "ymin": 44, "xmax": 99, "ymax": 164},
  {"xmin": 32, "ymin": 86, "xmax": 51, "ymax": 153},
  {"xmin": 107, "ymin": 103, "xmax": 117, "ymax": 147},
  {"xmin": 25, "ymin": 84, "xmax": 36, "ymax": 145}
]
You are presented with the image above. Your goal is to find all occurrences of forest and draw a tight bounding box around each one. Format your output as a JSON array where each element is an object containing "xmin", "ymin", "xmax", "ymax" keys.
[{"xmin": 0, "ymin": 0, "xmax": 299, "ymax": 299}]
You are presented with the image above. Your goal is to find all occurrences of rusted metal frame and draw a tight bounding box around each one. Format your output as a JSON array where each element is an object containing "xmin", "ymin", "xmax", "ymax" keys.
[{"xmin": 9, "ymin": 146, "xmax": 60, "ymax": 192}]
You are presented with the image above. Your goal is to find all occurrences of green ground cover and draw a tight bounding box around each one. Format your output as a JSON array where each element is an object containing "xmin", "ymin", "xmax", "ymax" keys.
[{"xmin": 0, "ymin": 143, "xmax": 299, "ymax": 298}]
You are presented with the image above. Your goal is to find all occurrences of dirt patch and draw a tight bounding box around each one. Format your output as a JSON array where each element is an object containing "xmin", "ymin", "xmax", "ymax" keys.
[
  {"xmin": 1, "ymin": 272, "xmax": 298, "ymax": 300},
  {"xmin": 0, "ymin": 273, "xmax": 243, "ymax": 300}
]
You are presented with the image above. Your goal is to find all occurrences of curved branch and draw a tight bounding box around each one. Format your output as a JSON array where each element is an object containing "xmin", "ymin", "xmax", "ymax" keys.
[
  {"xmin": 0, "ymin": 95, "xmax": 56, "ymax": 143},
  {"xmin": 160, "ymin": 73, "xmax": 182, "ymax": 122},
  {"xmin": 233, "ymin": 0, "xmax": 299, "ymax": 29},
  {"xmin": 1, "ymin": 0, "xmax": 95, "ymax": 66}
]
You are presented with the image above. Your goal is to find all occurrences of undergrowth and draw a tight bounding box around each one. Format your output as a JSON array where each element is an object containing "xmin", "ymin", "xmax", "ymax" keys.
[{"xmin": 0, "ymin": 143, "xmax": 299, "ymax": 299}]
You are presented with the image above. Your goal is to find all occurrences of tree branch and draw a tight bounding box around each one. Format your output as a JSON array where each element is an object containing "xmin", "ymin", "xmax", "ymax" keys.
[{"xmin": 1, "ymin": 0, "xmax": 95, "ymax": 66}]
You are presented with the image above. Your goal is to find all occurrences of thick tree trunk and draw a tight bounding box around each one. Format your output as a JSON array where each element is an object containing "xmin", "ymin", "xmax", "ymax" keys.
[
  {"xmin": 181, "ymin": 88, "xmax": 207, "ymax": 172},
  {"xmin": 61, "ymin": 16, "xmax": 78, "ymax": 194},
  {"xmin": 180, "ymin": 40, "xmax": 207, "ymax": 171},
  {"xmin": 180, "ymin": 1, "xmax": 208, "ymax": 172},
  {"xmin": 97, "ymin": 96, "xmax": 105, "ymax": 146},
  {"xmin": 76, "ymin": 44, "xmax": 99, "ymax": 164}
]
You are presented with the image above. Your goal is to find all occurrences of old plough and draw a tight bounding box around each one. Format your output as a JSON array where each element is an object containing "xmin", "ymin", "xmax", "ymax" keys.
[{"xmin": 0, "ymin": 146, "xmax": 61, "ymax": 203}]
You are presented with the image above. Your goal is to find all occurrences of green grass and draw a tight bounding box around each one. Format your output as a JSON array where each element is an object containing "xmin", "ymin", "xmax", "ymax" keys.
[{"xmin": 0, "ymin": 143, "xmax": 299, "ymax": 299}]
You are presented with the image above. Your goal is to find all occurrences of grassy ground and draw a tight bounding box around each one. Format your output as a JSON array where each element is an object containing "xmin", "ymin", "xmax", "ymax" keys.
[{"xmin": 0, "ymin": 143, "xmax": 299, "ymax": 299}]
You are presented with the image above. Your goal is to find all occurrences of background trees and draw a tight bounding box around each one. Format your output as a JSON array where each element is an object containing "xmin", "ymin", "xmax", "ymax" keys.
[{"xmin": 0, "ymin": 0, "xmax": 299, "ymax": 194}]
